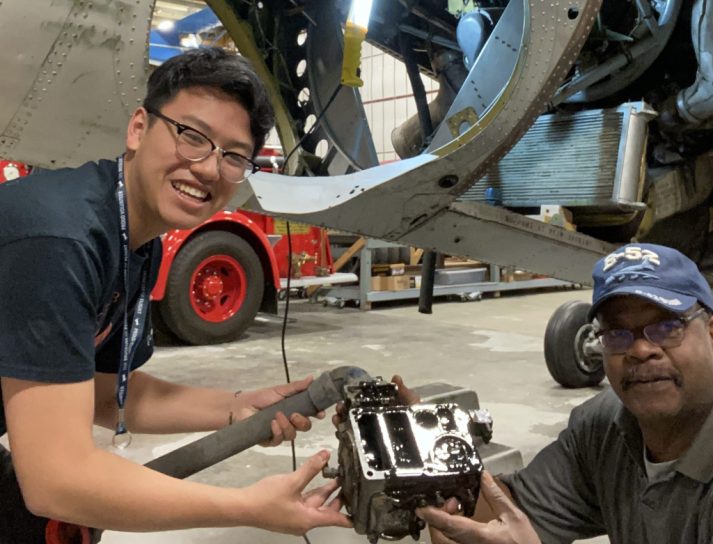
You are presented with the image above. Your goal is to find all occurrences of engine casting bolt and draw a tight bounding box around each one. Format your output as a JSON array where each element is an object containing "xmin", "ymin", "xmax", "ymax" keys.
[{"xmin": 321, "ymin": 465, "xmax": 340, "ymax": 479}]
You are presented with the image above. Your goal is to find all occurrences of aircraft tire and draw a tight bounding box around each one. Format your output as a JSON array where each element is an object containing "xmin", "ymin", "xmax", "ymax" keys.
[{"xmin": 544, "ymin": 300, "xmax": 605, "ymax": 388}]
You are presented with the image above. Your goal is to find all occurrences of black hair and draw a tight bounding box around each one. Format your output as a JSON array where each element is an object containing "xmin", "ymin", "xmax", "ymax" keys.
[{"xmin": 143, "ymin": 47, "xmax": 275, "ymax": 157}]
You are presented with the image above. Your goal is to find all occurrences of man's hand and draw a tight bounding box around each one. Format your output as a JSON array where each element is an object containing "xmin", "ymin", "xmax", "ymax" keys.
[
  {"xmin": 232, "ymin": 376, "xmax": 325, "ymax": 446},
  {"xmin": 242, "ymin": 450, "xmax": 352, "ymax": 535},
  {"xmin": 331, "ymin": 374, "xmax": 420, "ymax": 428},
  {"xmin": 391, "ymin": 374, "xmax": 421, "ymax": 405},
  {"xmin": 416, "ymin": 471, "xmax": 541, "ymax": 544}
]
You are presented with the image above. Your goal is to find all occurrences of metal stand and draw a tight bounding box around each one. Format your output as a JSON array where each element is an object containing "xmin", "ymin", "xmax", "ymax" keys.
[{"xmin": 316, "ymin": 238, "xmax": 578, "ymax": 309}]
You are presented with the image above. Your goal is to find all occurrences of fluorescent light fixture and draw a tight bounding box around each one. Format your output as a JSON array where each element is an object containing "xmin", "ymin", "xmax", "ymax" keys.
[
  {"xmin": 157, "ymin": 19, "xmax": 175, "ymax": 32},
  {"xmin": 347, "ymin": 0, "xmax": 374, "ymax": 31}
]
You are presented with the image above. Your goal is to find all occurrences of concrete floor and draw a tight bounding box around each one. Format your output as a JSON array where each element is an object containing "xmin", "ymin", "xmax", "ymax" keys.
[{"xmin": 91, "ymin": 287, "xmax": 609, "ymax": 544}]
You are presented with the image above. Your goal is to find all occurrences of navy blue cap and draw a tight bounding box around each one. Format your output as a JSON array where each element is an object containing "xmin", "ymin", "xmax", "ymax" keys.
[{"xmin": 589, "ymin": 243, "xmax": 713, "ymax": 321}]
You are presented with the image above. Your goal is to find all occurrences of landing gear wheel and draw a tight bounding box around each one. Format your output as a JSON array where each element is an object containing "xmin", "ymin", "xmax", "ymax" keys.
[
  {"xmin": 544, "ymin": 300, "xmax": 604, "ymax": 388},
  {"xmin": 159, "ymin": 231, "xmax": 264, "ymax": 345}
]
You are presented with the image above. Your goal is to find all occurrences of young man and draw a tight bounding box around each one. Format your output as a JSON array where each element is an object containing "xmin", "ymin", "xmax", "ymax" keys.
[
  {"xmin": 0, "ymin": 48, "xmax": 351, "ymax": 542},
  {"xmin": 417, "ymin": 243, "xmax": 713, "ymax": 543}
]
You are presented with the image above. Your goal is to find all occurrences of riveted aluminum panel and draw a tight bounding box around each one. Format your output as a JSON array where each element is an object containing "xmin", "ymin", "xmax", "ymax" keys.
[{"xmin": 0, "ymin": 0, "xmax": 154, "ymax": 168}]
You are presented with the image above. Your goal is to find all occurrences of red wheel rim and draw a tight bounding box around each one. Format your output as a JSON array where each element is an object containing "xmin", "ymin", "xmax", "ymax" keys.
[{"xmin": 189, "ymin": 254, "xmax": 247, "ymax": 323}]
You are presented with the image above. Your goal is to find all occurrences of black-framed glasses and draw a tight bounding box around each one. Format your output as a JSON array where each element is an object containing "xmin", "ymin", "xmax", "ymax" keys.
[
  {"xmin": 146, "ymin": 108, "xmax": 259, "ymax": 183},
  {"xmin": 596, "ymin": 307, "xmax": 709, "ymax": 354}
]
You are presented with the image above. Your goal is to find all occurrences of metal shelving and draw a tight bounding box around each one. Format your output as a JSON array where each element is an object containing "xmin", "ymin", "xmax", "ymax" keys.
[{"xmin": 316, "ymin": 239, "xmax": 578, "ymax": 310}]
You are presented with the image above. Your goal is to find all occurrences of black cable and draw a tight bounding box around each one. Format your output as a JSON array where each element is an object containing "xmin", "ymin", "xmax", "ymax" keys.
[
  {"xmin": 281, "ymin": 220, "xmax": 293, "ymax": 385},
  {"xmin": 278, "ymin": 83, "xmax": 343, "ymax": 544},
  {"xmin": 281, "ymin": 220, "xmax": 296, "ymax": 472},
  {"xmin": 282, "ymin": 222, "xmax": 314, "ymax": 544},
  {"xmin": 282, "ymin": 83, "xmax": 343, "ymax": 173}
]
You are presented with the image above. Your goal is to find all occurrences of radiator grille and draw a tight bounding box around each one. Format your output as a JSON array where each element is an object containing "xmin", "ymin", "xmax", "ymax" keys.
[{"xmin": 459, "ymin": 107, "xmax": 627, "ymax": 207}]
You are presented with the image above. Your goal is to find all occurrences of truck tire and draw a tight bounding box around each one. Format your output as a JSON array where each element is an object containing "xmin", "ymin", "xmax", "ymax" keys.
[
  {"xmin": 160, "ymin": 231, "xmax": 264, "ymax": 345},
  {"xmin": 150, "ymin": 301, "xmax": 179, "ymax": 344},
  {"xmin": 544, "ymin": 300, "xmax": 605, "ymax": 388}
]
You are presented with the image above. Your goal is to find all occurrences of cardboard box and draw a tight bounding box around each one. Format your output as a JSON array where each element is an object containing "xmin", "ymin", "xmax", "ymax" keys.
[
  {"xmin": 371, "ymin": 275, "xmax": 412, "ymax": 291},
  {"xmin": 372, "ymin": 263, "xmax": 406, "ymax": 276},
  {"xmin": 526, "ymin": 205, "xmax": 577, "ymax": 231}
]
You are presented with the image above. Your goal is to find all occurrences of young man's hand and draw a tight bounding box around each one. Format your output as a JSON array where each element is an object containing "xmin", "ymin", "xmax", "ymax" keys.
[
  {"xmin": 391, "ymin": 374, "xmax": 421, "ymax": 405},
  {"xmin": 232, "ymin": 376, "xmax": 325, "ymax": 446},
  {"xmin": 416, "ymin": 471, "xmax": 541, "ymax": 544},
  {"xmin": 331, "ymin": 374, "xmax": 420, "ymax": 428},
  {"xmin": 241, "ymin": 450, "xmax": 352, "ymax": 534}
]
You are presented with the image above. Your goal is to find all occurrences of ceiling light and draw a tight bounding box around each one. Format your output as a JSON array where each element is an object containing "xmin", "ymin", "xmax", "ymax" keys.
[
  {"xmin": 157, "ymin": 19, "xmax": 175, "ymax": 32},
  {"xmin": 347, "ymin": 0, "xmax": 374, "ymax": 31}
]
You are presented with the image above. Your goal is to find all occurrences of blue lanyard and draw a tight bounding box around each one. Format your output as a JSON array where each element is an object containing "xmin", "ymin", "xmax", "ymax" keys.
[{"xmin": 113, "ymin": 155, "xmax": 150, "ymax": 449}]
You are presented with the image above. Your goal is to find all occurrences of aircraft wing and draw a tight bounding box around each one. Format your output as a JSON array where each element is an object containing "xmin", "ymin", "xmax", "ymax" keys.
[{"xmin": 0, "ymin": 0, "xmax": 612, "ymax": 283}]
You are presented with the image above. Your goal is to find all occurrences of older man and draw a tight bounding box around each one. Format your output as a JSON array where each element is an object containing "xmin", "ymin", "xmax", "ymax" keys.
[{"xmin": 418, "ymin": 243, "xmax": 713, "ymax": 544}]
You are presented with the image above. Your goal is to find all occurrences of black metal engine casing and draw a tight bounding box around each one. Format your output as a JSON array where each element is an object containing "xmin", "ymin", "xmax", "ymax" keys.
[{"xmin": 333, "ymin": 380, "xmax": 489, "ymax": 543}]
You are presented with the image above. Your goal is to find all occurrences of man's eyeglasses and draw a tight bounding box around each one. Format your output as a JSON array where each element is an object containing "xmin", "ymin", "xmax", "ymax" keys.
[
  {"xmin": 146, "ymin": 108, "xmax": 259, "ymax": 183},
  {"xmin": 596, "ymin": 307, "xmax": 709, "ymax": 354}
]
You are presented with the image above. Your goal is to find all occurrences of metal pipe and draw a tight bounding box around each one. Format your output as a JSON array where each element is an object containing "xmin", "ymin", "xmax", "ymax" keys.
[
  {"xmin": 676, "ymin": 0, "xmax": 713, "ymax": 124},
  {"xmin": 392, "ymin": 50, "xmax": 466, "ymax": 158},
  {"xmin": 144, "ymin": 366, "xmax": 372, "ymax": 479},
  {"xmin": 553, "ymin": 36, "xmax": 659, "ymax": 105},
  {"xmin": 418, "ymin": 250, "xmax": 437, "ymax": 314},
  {"xmin": 397, "ymin": 24, "xmax": 460, "ymax": 52},
  {"xmin": 399, "ymin": 31, "xmax": 434, "ymax": 150}
]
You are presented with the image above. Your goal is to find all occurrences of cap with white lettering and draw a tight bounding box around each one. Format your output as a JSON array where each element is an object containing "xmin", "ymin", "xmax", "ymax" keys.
[{"xmin": 588, "ymin": 243, "xmax": 713, "ymax": 321}]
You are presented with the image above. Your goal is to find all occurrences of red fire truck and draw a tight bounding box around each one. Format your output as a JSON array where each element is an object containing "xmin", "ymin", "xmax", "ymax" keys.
[{"xmin": 0, "ymin": 155, "xmax": 352, "ymax": 345}]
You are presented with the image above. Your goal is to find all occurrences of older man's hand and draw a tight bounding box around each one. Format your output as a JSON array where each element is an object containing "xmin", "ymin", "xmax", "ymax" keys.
[{"xmin": 416, "ymin": 471, "xmax": 541, "ymax": 544}]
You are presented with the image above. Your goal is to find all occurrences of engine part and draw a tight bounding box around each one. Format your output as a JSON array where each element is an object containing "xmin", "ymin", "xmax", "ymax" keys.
[
  {"xmin": 327, "ymin": 378, "xmax": 492, "ymax": 543},
  {"xmin": 458, "ymin": 102, "xmax": 656, "ymax": 226},
  {"xmin": 391, "ymin": 49, "xmax": 467, "ymax": 159},
  {"xmin": 676, "ymin": 0, "xmax": 713, "ymax": 125},
  {"xmin": 456, "ymin": 9, "xmax": 494, "ymax": 68},
  {"xmin": 559, "ymin": 0, "xmax": 682, "ymax": 104}
]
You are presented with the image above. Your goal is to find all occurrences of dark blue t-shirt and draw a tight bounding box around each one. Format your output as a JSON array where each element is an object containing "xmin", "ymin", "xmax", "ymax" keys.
[{"xmin": 0, "ymin": 159, "xmax": 162, "ymax": 435}]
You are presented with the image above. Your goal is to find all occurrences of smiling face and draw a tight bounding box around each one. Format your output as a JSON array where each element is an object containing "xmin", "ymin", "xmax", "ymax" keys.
[
  {"xmin": 124, "ymin": 86, "xmax": 254, "ymax": 246},
  {"xmin": 597, "ymin": 296, "xmax": 713, "ymax": 425}
]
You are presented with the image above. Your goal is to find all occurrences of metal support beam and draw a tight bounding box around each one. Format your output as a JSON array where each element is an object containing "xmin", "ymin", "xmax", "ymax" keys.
[{"xmin": 401, "ymin": 202, "xmax": 614, "ymax": 284}]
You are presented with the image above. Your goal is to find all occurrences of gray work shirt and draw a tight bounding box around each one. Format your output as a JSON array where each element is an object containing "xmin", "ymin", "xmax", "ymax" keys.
[{"xmin": 501, "ymin": 388, "xmax": 713, "ymax": 544}]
